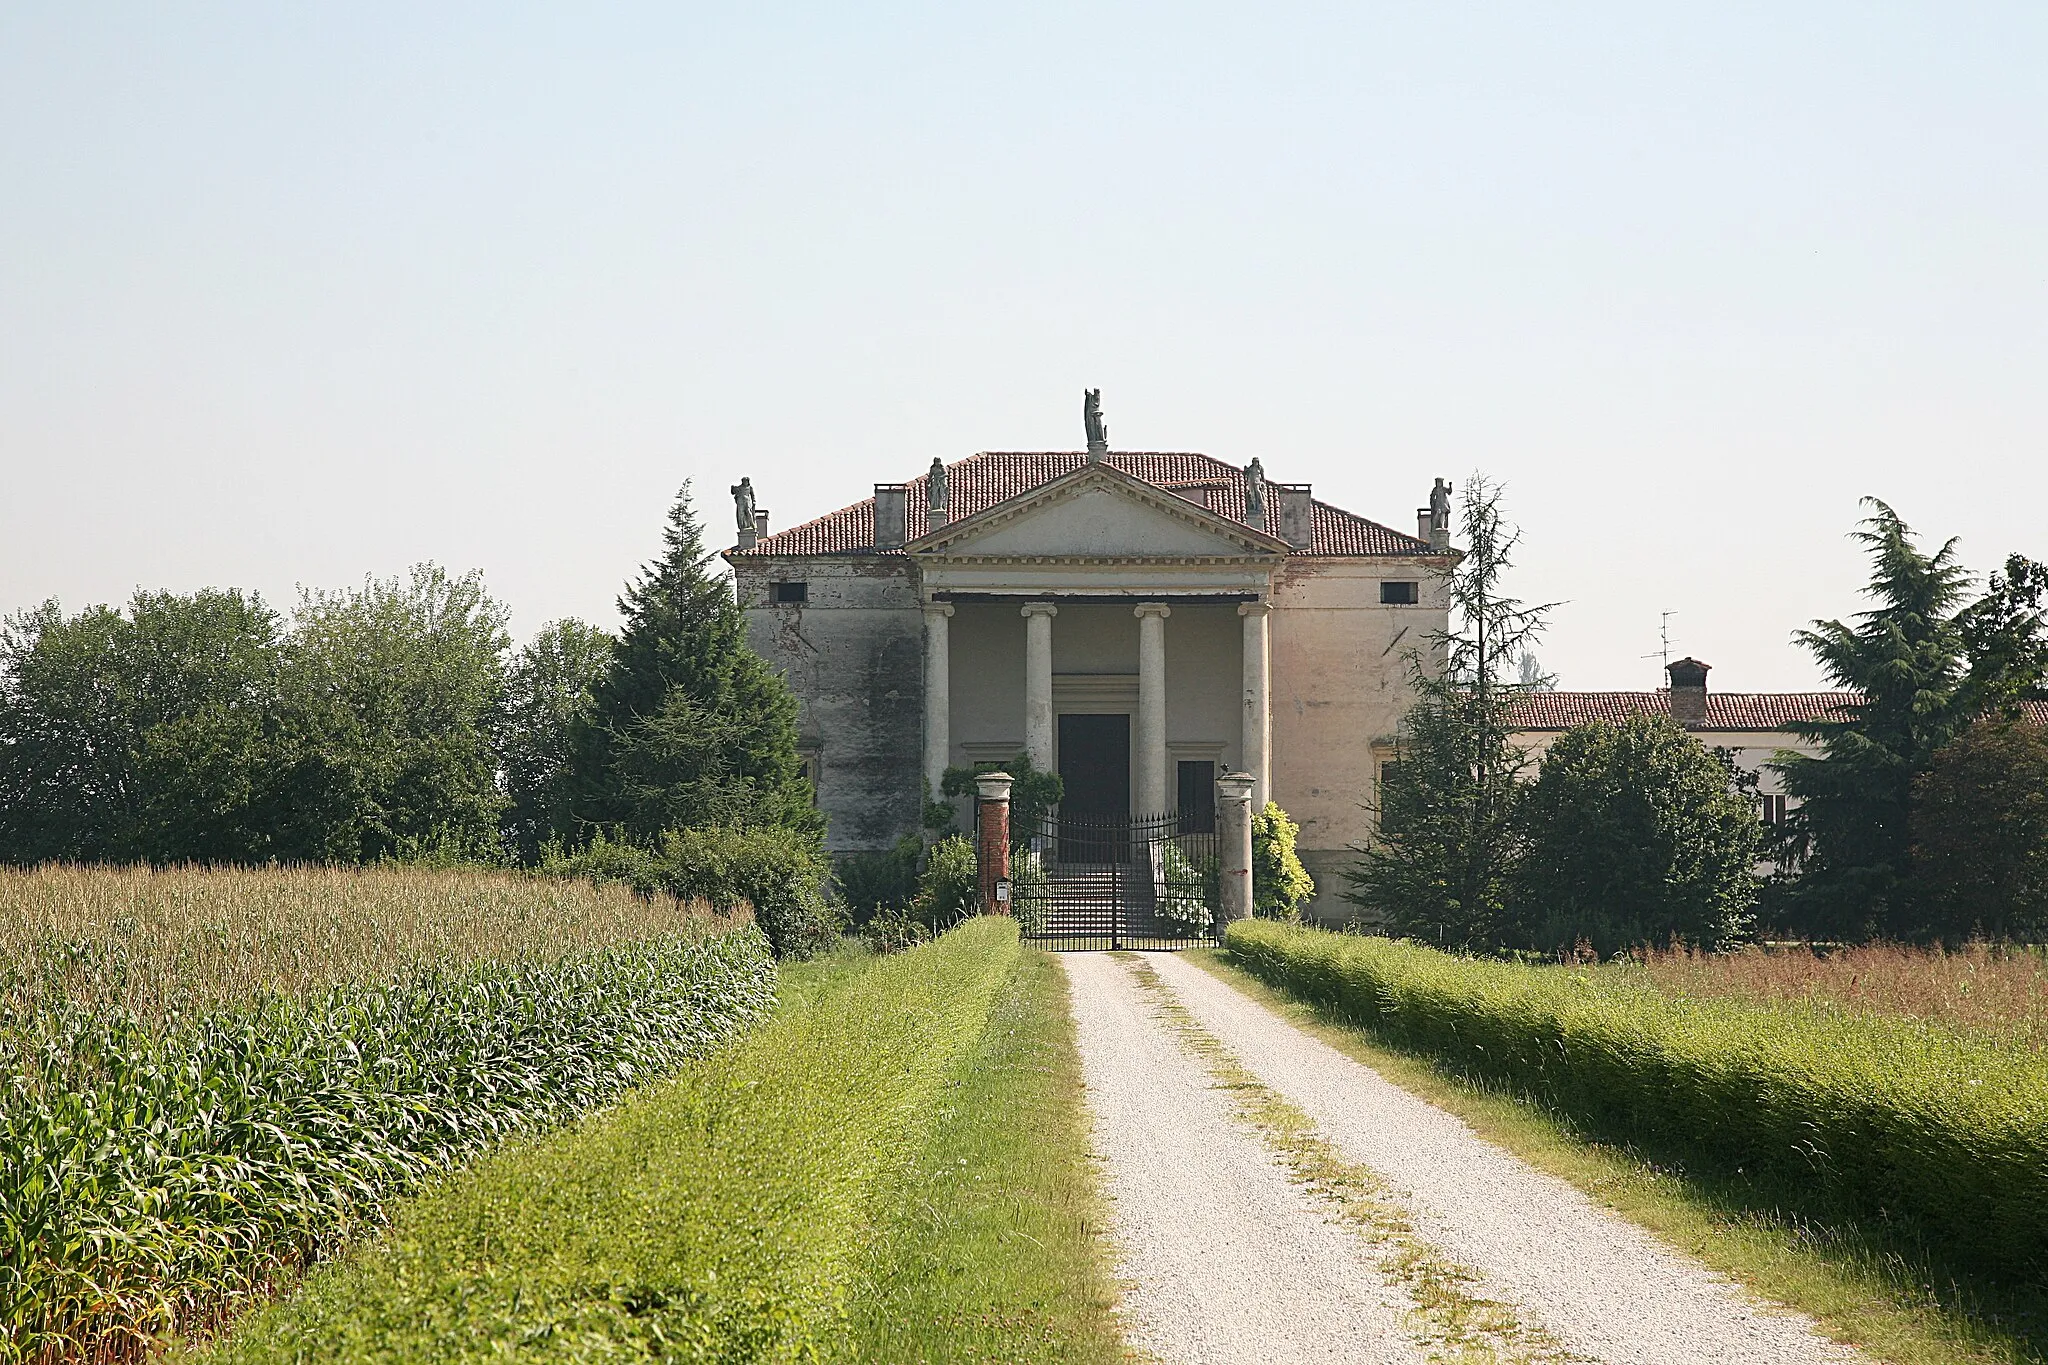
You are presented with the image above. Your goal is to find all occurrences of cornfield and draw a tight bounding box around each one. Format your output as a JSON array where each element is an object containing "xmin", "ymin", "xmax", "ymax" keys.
[{"xmin": 1, "ymin": 864, "xmax": 777, "ymax": 1362}]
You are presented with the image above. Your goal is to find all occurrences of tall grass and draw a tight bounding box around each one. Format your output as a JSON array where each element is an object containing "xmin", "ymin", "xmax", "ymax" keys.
[
  {"xmin": 1, "ymin": 865, "xmax": 775, "ymax": 1362},
  {"xmin": 1630, "ymin": 941, "xmax": 2048, "ymax": 1045},
  {"xmin": 1225, "ymin": 920, "xmax": 2048, "ymax": 1291}
]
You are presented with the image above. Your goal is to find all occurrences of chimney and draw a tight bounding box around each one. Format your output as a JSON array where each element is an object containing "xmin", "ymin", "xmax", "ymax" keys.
[
  {"xmin": 1417, "ymin": 508, "xmax": 1432, "ymax": 543},
  {"xmin": 1276, "ymin": 484, "xmax": 1314, "ymax": 550},
  {"xmin": 1667, "ymin": 657, "xmax": 1710, "ymax": 726},
  {"xmin": 874, "ymin": 483, "xmax": 908, "ymax": 550},
  {"xmin": 753, "ymin": 509, "xmax": 770, "ymax": 541}
]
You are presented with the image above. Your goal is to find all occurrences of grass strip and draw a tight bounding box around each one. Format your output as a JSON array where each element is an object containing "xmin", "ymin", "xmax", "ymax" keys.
[
  {"xmin": 1222, "ymin": 921, "xmax": 2048, "ymax": 1302},
  {"xmin": 835, "ymin": 946, "xmax": 1126, "ymax": 1365},
  {"xmin": 1192, "ymin": 946, "xmax": 2043, "ymax": 1365},
  {"xmin": 192, "ymin": 917, "xmax": 1024, "ymax": 1364},
  {"xmin": 1117, "ymin": 953, "xmax": 1579, "ymax": 1365}
]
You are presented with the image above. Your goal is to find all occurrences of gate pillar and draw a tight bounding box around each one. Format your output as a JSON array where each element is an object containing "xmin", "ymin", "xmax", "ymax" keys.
[
  {"xmin": 1216, "ymin": 770, "xmax": 1256, "ymax": 928},
  {"xmin": 975, "ymin": 770, "xmax": 1015, "ymax": 916}
]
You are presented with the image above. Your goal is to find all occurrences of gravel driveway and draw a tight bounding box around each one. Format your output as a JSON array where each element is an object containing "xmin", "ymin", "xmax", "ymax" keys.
[{"xmin": 1065, "ymin": 950, "xmax": 1870, "ymax": 1365}]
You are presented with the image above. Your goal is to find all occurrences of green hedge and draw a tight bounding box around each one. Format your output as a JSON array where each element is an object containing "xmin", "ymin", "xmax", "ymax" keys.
[
  {"xmin": 1224, "ymin": 920, "xmax": 2048, "ymax": 1284},
  {"xmin": 200, "ymin": 917, "xmax": 1022, "ymax": 1363},
  {"xmin": 3, "ymin": 923, "xmax": 774, "ymax": 1360},
  {"xmin": 543, "ymin": 825, "xmax": 842, "ymax": 958}
]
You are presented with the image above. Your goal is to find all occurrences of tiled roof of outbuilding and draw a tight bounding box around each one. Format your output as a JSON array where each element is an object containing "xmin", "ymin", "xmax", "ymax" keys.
[
  {"xmin": 733, "ymin": 452, "xmax": 1432, "ymax": 558},
  {"xmin": 1503, "ymin": 692, "xmax": 2048, "ymax": 733},
  {"xmin": 1504, "ymin": 690, "xmax": 1862, "ymax": 732}
]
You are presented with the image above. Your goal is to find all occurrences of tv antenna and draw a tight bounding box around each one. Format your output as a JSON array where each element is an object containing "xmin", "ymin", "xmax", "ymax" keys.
[{"xmin": 1641, "ymin": 611, "xmax": 1678, "ymax": 676}]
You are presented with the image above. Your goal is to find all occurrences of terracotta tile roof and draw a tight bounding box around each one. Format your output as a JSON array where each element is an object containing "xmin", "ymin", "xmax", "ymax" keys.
[
  {"xmin": 1504, "ymin": 690, "xmax": 1861, "ymax": 732},
  {"xmin": 732, "ymin": 452, "xmax": 1432, "ymax": 558}
]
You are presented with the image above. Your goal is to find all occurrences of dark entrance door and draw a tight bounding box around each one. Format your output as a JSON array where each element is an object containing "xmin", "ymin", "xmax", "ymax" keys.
[{"xmin": 1057, "ymin": 713, "xmax": 1129, "ymax": 862}]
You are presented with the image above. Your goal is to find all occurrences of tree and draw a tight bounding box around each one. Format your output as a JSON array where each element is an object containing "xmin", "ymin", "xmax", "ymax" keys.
[
  {"xmin": 0, "ymin": 590, "xmax": 288, "ymax": 863},
  {"xmin": 1513, "ymin": 717, "xmax": 1760, "ymax": 955},
  {"xmin": 939, "ymin": 751, "xmax": 1064, "ymax": 844},
  {"xmin": 276, "ymin": 564, "xmax": 511, "ymax": 862},
  {"xmin": 576, "ymin": 486, "xmax": 817, "ymax": 840},
  {"xmin": 1251, "ymin": 801, "xmax": 1315, "ymax": 919},
  {"xmin": 500, "ymin": 619, "xmax": 613, "ymax": 861},
  {"xmin": 1776, "ymin": 502, "xmax": 2048, "ymax": 940},
  {"xmin": 1347, "ymin": 473, "xmax": 1552, "ymax": 949},
  {"xmin": 1912, "ymin": 718, "xmax": 2048, "ymax": 942}
]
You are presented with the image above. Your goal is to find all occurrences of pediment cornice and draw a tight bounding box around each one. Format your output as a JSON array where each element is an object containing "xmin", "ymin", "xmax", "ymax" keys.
[{"xmin": 904, "ymin": 462, "xmax": 1292, "ymax": 560}]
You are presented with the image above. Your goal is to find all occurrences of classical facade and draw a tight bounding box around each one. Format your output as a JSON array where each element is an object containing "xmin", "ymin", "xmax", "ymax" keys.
[{"xmin": 726, "ymin": 415, "xmax": 1451, "ymax": 920}]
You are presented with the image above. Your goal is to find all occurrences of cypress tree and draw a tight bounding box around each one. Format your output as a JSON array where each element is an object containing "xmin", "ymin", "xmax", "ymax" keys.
[{"xmin": 575, "ymin": 485, "xmax": 818, "ymax": 840}]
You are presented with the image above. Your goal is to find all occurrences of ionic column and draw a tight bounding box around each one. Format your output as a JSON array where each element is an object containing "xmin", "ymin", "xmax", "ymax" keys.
[
  {"xmin": 1239, "ymin": 601, "xmax": 1271, "ymax": 808},
  {"xmin": 1022, "ymin": 602, "xmax": 1058, "ymax": 774},
  {"xmin": 1135, "ymin": 603, "xmax": 1171, "ymax": 816},
  {"xmin": 923, "ymin": 602, "xmax": 954, "ymax": 800}
]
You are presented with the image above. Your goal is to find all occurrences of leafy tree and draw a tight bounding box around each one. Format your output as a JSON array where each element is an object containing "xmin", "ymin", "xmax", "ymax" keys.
[
  {"xmin": 1347, "ymin": 474, "xmax": 1551, "ymax": 949},
  {"xmin": 501, "ymin": 619, "xmax": 613, "ymax": 861},
  {"xmin": 1251, "ymin": 802, "xmax": 1315, "ymax": 919},
  {"xmin": 577, "ymin": 486, "xmax": 817, "ymax": 840},
  {"xmin": 0, "ymin": 590, "xmax": 287, "ymax": 863},
  {"xmin": 1777, "ymin": 503, "xmax": 2047, "ymax": 940},
  {"xmin": 909, "ymin": 834, "xmax": 980, "ymax": 930},
  {"xmin": 939, "ymin": 751, "xmax": 1064, "ymax": 845},
  {"xmin": 277, "ymin": 564, "xmax": 511, "ymax": 863},
  {"xmin": 1912, "ymin": 718, "xmax": 2048, "ymax": 942},
  {"xmin": 1513, "ymin": 717, "xmax": 1760, "ymax": 955}
]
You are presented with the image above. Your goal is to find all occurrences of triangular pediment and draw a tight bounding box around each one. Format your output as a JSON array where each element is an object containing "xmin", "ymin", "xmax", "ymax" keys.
[{"xmin": 907, "ymin": 464, "xmax": 1290, "ymax": 560}]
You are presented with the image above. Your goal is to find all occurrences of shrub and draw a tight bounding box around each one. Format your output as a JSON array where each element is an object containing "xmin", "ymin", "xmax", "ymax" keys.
[
  {"xmin": 1251, "ymin": 802, "xmax": 1315, "ymax": 919},
  {"xmin": 1153, "ymin": 838, "xmax": 1212, "ymax": 936},
  {"xmin": 836, "ymin": 834, "xmax": 923, "ymax": 926},
  {"xmin": 1225, "ymin": 920, "xmax": 2048, "ymax": 1287},
  {"xmin": 1010, "ymin": 847, "xmax": 1048, "ymax": 935},
  {"xmin": 545, "ymin": 825, "xmax": 841, "ymax": 959},
  {"xmin": 911, "ymin": 834, "xmax": 980, "ymax": 931},
  {"xmin": 1513, "ymin": 716, "xmax": 1759, "ymax": 954},
  {"xmin": 0, "ymin": 865, "xmax": 775, "ymax": 1360}
]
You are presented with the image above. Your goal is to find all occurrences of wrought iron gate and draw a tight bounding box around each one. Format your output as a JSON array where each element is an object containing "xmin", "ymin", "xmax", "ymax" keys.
[{"xmin": 1003, "ymin": 809, "xmax": 1220, "ymax": 950}]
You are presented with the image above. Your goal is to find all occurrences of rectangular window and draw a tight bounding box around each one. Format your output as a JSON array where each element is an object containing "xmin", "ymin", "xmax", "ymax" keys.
[
  {"xmin": 1380, "ymin": 581, "xmax": 1419, "ymax": 605},
  {"xmin": 1178, "ymin": 760, "xmax": 1216, "ymax": 833},
  {"xmin": 771, "ymin": 581, "xmax": 808, "ymax": 605},
  {"xmin": 1759, "ymin": 794, "xmax": 1787, "ymax": 825}
]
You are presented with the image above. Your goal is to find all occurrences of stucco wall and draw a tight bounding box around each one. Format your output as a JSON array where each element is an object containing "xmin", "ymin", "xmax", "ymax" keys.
[
  {"xmin": 1268, "ymin": 557, "xmax": 1448, "ymax": 923},
  {"xmin": 733, "ymin": 557, "xmax": 924, "ymax": 854}
]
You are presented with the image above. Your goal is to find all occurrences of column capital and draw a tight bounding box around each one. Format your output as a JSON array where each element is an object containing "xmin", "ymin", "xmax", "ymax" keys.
[
  {"xmin": 1019, "ymin": 600, "xmax": 1059, "ymax": 618},
  {"xmin": 1133, "ymin": 601, "xmax": 1172, "ymax": 619},
  {"xmin": 1237, "ymin": 600, "xmax": 1272, "ymax": 618},
  {"xmin": 1216, "ymin": 769, "xmax": 1257, "ymax": 803},
  {"xmin": 923, "ymin": 601, "xmax": 955, "ymax": 617}
]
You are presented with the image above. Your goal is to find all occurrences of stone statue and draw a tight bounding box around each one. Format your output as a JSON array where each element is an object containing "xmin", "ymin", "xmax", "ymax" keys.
[
  {"xmin": 1429, "ymin": 477, "xmax": 1453, "ymax": 534},
  {"xmin": 731, "ymin": 477, "xmax": 757, "ymax": 534},
  {"xmin": 1244, "ymin": 458, "xmax": 1267, "ymax": 520},
  {"xmin": 927, "ymin": 457, "xmax": 948, "ymax": 511},
  {"xmin": 1083, "ymin": 388, "xmax": 1109, "ymax": 455}
]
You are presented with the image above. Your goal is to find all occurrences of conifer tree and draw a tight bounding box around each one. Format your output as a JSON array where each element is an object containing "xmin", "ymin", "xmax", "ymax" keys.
[
  {"xmin": 1779, "ymin": 502, "xmax": 2048, "ymax": 939},
  {"xmin": 575, "ymin": 486, "xmax": 817, "ymax": 840}
]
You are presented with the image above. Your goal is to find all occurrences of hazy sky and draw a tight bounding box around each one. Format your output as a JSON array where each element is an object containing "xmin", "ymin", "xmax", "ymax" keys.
[{"xmin": 4, "ymin": 4, "xmax": 2043, "ymax": 691}]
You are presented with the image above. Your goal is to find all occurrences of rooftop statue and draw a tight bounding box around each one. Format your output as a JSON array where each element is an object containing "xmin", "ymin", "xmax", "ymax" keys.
[
  {"xmin": 927, "ymin": 457, "xmax": 948, "ymax": 510},
  {"xmin": 1245, "ymin": 457, "xmax": 1267, "ymax": 520},
  {"xmin": 1083, "ymin": 388, "xmax": 1109, "ymax": 457},
  {"xmin": 731, "ymin": 477, "xmax": 757, "ymax": 534},
  {"xmin": 1429, "ymin": 477, "xmax": 1453, "ymax": 533}
]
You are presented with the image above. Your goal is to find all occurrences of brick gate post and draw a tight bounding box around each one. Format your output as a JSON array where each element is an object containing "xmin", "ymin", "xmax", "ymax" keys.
[
  {"xmin": 1216, "ymin": 770, "xmax": 1256, "ymax": 928},
  {"xmin": 974, "ymin": 770, "xmax": 1015, "ymax": 915}
]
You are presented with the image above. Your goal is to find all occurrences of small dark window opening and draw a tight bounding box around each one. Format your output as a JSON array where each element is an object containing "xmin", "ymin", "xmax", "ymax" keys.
[
  {"xmin": 1759, "ymin": 794, "xmax": 1787, "ymax": 826},
  {"xmin": 771, "ymin": 581, "xmax": 808, "ymax": 605},
  {"xmin": 1177, "ymin": 761, "xmax": 1216, "ymax": 833},
  {"xmin": 1381, "ymin": 581, "xmax": 1419, "ymax": 605}
]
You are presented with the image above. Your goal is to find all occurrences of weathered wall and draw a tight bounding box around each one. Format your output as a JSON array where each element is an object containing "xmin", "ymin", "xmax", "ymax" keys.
[
  {"xmin": 1268, "ymin": 557, "xmax": 1446, "ymax": 923},
  {"xmin": 733, "ymin": 557, "xmax": 924, "ymax": 854}
]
